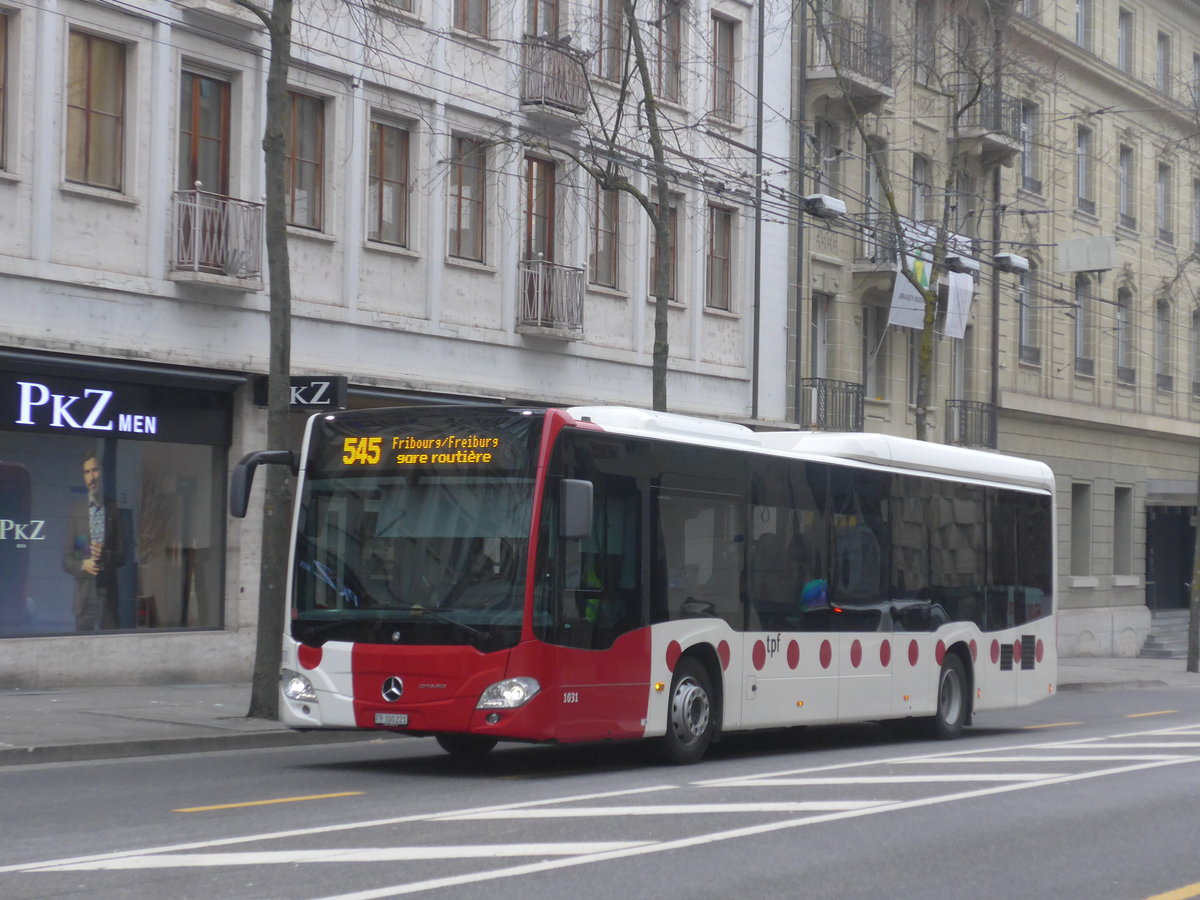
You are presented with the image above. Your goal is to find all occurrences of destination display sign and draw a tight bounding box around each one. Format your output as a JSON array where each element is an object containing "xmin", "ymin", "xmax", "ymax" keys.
[{"xmin": 308, "ymin": 408, "xmax": 542, "ymax": 478}]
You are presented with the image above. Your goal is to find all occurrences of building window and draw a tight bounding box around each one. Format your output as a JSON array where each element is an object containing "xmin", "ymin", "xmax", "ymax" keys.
[
  {"xmin": 1156, "ymin": 31, "xmax": 1171, "ymax": 94},
  {"xmin": 1074, "ymin": 0, "xmax": 1091, "ymax": 49},
  {"xmin": 178, "ymin": 73, "xmax": 230, "ymax": 195},
  {"xmin": 1076, "ymin": 125, "xmax": 1094, "ymax": 213},
  {"xmin": 454, "ymin": 0, "xmax": 488, "ymax": 37},
  {"xmin": 914, "ymin": 1, "xmax": 935, "ymax": 85},
  {"xmin": 863, "ymin": 305, "xmax": 888, "ymax": 400},
  {"xmin": 448, "ymin": 135, "xmax": 487, "ymax": 262},
  {"xmin": 285, "ymin": 92, "xmax": 323, "ymax": 230},
  {"xmin": 1157, "ymin": 163, "xmax": 1174, "ymax": 244},
  {"xmin": 1192, "ymin": 310, "xmax": 1200, "ymax": 396},
  {"xmin": 527, "ymin": 0, "xmax": 559, "ymax": 36},
  {"xmin": 1070, "ymin": 482, "xmax": 1092, "ymax": 576},
  {"xmin": 649, "ymin": 196, "xmax": 678, "ymax": 303},
  {"xmin": 1019, "ymin": 102, "xmax": 1040, "ymax": 193},
  {"xmin": 1118, "ymin": 144, "xmax": 1135, "ymax": 229},
  {"xmin": 1155, "ymin": 297, "xmax": 1173, "ymax": 391},
  {"xmin": 1074, "ymin": 274, "xmax": 1094, "ymax": 375},
  {"xmin": 911, "ymin": 155, "xmax": 932, "ymax": 221},
  {"xmin": 594, "ymin": 0, "xmax": 624, "ymax": 81},
  {"xmin": 1117, "ymin": 8, "xmax": 1134, "ymax": 74},
  {"xmin": 367, "ymin": 120, "xmax": 410, "ymax": 247},
  {"xmin": 811, "ymin": 118, "xmax": 840, "ymax": 195},
  {"xmin": 1193, "ymin": 53, "xmax": 1200, "ymax": 108},
  {"xmin": 0, "ymin": 368, "xmax": 232, "ymax": 638},
  {"xmin": 1017, "ymin": 266, "xmax": 1041, "ymax": 365},
  {"xmin": 66, "ymin": 31, "xmax": 125, "ymax": 191},
  {"xmin": 590, "ymin": 184, "xmax": 620, "ymax": 289},
  {"xmin": 711, "ymin": 16, "xmax": 736, "ymax": 121},
  {"xmin": 523, "ymin": 155, "xmax": 556, "ymax": 262},
  {"xmin": 1116, "ymin": 287, "xmax": 1135, "ymax": 383},
  {"xmin": 706, "ymin": 205, "xmax": 733, "ymax": 311},
  {"xmin": 1193, "ymin": 179, "xmax": 1200, "ymax": 251},
  {"xmin": 0, "ymin": 13, "xmax": 8, "ymax": 171},
  {"xmin": 1113, "ymin": 486, "xmax": 1133, "ymax": 577},
  {"xmin": 652, "ymin": 0, "xmax": 682, "ymax": 103}
]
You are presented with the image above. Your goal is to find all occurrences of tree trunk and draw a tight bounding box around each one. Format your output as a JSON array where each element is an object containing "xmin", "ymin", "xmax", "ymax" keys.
[{"xmin": 248, "ymin": 0, "xmax": 294, "ymax": 720}]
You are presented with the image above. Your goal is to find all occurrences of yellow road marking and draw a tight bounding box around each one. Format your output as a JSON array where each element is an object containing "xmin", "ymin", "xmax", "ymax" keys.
[
  {"xmin": 1128, "ymin": 710, "xmax": 1177, "ymax": 718},
  {"xmin": 174, "ymin": 792, "xmax": 364, "ymax": 812},
  {"xmin": 1143, "ymin": 881, "xmax": 1200, "ymax": 900},
  {"xmin": 1022, "ymin": 721, "xmax": 1081, "ymax": 730}
]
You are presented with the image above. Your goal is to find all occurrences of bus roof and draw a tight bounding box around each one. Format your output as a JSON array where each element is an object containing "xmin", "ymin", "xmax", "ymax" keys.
[{"xmin": 565, "ymin": 406, "xmax": 1055, "ymax": 493}]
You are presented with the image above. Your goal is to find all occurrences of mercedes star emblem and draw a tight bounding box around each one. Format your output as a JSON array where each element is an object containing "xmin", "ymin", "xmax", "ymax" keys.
[{"xmin": 381, "ymin": 676, "xmax": 404, "ymax": 702}]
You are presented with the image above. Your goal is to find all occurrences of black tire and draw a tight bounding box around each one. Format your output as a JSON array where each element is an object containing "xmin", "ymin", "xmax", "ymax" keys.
[
  {"xmin": 658, "ymin": 657, "xmax": 715, "ymax": 765},
  {"xmin": 436, "ymin": 734, "xmax": 498, "ymax": 758},
  {"xmin": 928, "ymin": 654, "xmax": 968, "ymax": 740}
]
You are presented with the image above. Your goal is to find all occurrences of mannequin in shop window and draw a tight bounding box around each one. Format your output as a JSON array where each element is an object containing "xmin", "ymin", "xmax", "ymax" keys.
[{"xmin": 62, "ymin": 451, "xmax": 126, "ymax": 631}]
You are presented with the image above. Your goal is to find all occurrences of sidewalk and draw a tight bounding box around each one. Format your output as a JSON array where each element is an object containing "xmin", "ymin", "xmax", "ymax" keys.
[{"xmin": 1, "ymin": 658, "xmax": 1198, "ymax": 767}]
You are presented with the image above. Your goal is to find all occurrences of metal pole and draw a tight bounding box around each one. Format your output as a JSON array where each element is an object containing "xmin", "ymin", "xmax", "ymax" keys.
[{"xmin": 792, "ymin": 0, "xmax": 808, "ymax": 424}]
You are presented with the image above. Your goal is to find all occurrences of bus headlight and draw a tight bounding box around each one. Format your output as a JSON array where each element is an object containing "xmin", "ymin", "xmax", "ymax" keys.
[
  {"xmin": 281, "ymin": 669, "xmax": 317, "ymax": 702},
  {"xmin": 477, "ymin": 677, "xmax": 540, "ymax": 709}
]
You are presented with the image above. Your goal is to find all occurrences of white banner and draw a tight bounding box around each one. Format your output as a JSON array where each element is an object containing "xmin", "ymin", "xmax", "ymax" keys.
[
  {"xmin": 943, "ymin": 271, "xmax": 974, "ymax": 340},
  {"xmin": 888, "ymin": 254, "xmax": 930, "ymax": 330}
]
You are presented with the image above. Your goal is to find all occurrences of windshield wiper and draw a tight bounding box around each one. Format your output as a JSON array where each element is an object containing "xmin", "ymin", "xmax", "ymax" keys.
[{"xmin": 396, "ymin": 605, "xmax": 491, "ymax": 642}]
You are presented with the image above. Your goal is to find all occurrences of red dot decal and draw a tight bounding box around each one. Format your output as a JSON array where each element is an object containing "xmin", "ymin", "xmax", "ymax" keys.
[
  {"xmin": 850, "ymin": 639, "xmax": 863, "ymax": 668},
  {"xmin": 908, "ymin": 639, "xmax": 919, "ymax": 666},
  {"xmin": 666, "ymin": 640, "xmax": 682, "ymax": 671},
  {"xmin": 1035, "ymin": 639, "xmax": 1045, "ymax": 664},
  {"xmin": 787, "ymin": 640, "xmax": 800, "ymax": 669},
  {"xmin": 718, "ymin": 640, "xmax": 731, "ymax": 670},
  {"xmin": 752, "ymin": 640, "xmax": 766, "ymax": 671},
  {"xmin": 990, "ymin": 640, "xmax": 1000, "ymax": 664},
  {"xmin": 1013, "ymin": 639, "xmax": 1022, "ymax": 664},
  {"xmin": 297, "ymin": 643, "xmax": 322, "ymax": 670},
  {"xmin": 935, "ymin": 640, "xmax": 946, "ymax": 666},
  {"xmin": 880, "ymin": 640, "xmax": 891, "ymax": 667},
  {"xmin": 820, "ymin": 639, "xmax": 833, "ymax": 669},
  {"xmin": 969, "ymin": 640, "xmax": 978, "ymax": 663}
]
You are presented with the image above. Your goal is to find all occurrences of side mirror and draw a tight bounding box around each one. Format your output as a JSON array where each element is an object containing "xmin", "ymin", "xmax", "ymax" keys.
[
  {"xmin": 559, "ymin": 478, "xmax": 593, "ymax": 540},
  {"xmin": 229, "ymin": 450, "xmax": 295, "ymax": 518}
]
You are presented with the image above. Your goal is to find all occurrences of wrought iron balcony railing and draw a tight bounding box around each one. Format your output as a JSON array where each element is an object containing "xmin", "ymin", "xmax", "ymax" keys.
[
  {"xmin": 808, "ymin": 13, "xmax": 893, "ymax": 88},
  {"xmin": 172, "ymin": 189, "xmax": 263, "ymax": 279},
  {"xmin": 945, "ymin": 399, "xmax": 996, "ymax": 449},
  {"xmin": 521, "ymin": 37, "xmax": 587, "ymax": 114},
  {"xmin": 800, "ymin": 378, "xmax": 864, "ymax": 432},
  {"xmin": 518, "ymin": 257, "xmax": 584, "ymax": 335},
  {"xmin": 956, "ymin": 86, "xmax": 1023, "ymax": 140}
]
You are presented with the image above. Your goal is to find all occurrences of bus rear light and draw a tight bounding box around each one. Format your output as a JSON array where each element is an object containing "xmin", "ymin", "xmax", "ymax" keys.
[
  {"xmin": 477, "ymin": 677, "xmax": 540, "ymax": 709},
  {"xmin": 282, "ymin": 669, "xmax": 317, "ymax": 702}
]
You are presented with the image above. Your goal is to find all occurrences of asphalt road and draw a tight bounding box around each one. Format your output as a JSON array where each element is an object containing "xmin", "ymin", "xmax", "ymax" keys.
[{"xmin": 2, "ymin": 685, "xmax": 1199, "ymax": 900}]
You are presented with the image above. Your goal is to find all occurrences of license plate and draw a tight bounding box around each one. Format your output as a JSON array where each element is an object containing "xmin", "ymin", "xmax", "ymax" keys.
[{"xmin": 374, "ymin": 713, "xmax": 408, "ymax": 727}]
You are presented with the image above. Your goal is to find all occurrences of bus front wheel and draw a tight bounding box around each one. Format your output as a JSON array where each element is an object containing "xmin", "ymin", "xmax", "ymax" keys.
[
  {"xmin": 659, "ymin": 657, "xmax": 715, "ymax": 765},
  {"xmin": 928, "ymin": 654, "xmax": 968, "ymax": 740},
  {"xmin": 436, "ymin": 734, "xmax": 498, "ymax": 758}
]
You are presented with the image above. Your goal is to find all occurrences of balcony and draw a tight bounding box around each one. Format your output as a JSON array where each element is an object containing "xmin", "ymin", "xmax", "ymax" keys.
[
  {"xmin": 953, "ymin": 87, "xmax": 1023, "ymax": 168},
  {"xmin": 520, "ymin": 37, "xmax": 587, "ymax": 117},
  {"xmin": 945, "ymin": 400, "xmax": 996, "ymax": 449},
  {"xmin": 170, "ymin": 190, "xmax": 263, "ymax": 289},
  {"xmin": 806, "ymin": 13, "xmax": 893, "ymax": 112},
  {"xmin": 517, "ymin": 258, "xmax": 584, "ymax": 339},
  {"xmin": 800, "ymin": 378, "xmax": 864, "ymax": 432}
]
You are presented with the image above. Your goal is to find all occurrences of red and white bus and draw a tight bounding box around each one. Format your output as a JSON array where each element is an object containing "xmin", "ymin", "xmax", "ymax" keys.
[{"xmin": 231, "ymin": 405, "xmax": 1056, "ymax": 763}]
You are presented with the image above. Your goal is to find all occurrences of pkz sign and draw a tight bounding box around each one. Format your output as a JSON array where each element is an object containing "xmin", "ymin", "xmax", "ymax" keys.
[
  {"xmin": 1, "ymin": 371, "xmax": 232, "ymax": 446},
  {"xmin": 253, "ymin": 375, "xmax": 348, "ymax": 410}
]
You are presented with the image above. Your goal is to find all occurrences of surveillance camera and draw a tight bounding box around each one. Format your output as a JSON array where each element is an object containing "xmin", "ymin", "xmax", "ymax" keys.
[
  {"xmin": 803, "ymin": 193, "xmax": 847, "ymax": 219},
  {"xmin": 994, "ymin": 252, "xmax": 1030, "ymax": 274},
  {"xmin": 943, "ymin": 254, "xmax": 981, "ymax": 274}
]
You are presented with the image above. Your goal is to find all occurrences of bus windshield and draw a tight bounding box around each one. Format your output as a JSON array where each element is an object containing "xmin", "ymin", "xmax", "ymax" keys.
[{"xmin": 291, "ymin": 409, "xmax": 543, "ymax": 650}]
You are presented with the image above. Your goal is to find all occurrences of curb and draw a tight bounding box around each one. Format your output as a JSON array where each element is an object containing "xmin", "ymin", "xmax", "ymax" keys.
[
  {"xmin": 0, "ymin": 729, "xmax": 383, "ymax": 768},
  {"xmin": 1056, "ymin": 679, "xmax": 1172, "ymax": 693}
]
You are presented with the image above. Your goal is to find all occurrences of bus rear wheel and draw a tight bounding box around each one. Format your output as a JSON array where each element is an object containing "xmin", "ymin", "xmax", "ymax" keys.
[
  {"xmin": 928, "ymin": 654, "xmax": 968, "ymax": 740},
  {"xmin": 436, "ymin": 734, "xmax": 498, "ymax": 758},
  {"xmin": 659, "ymin": 657, "xmax": 715, "ymax": 765}
]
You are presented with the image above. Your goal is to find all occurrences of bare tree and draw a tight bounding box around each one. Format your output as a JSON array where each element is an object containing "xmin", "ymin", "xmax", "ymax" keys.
[
  {"xmin": 231, "ymin": 0, "xmax": 294, "ymax": 719},
  {"xmin": 806, "ymin": 0, "xmax": 1022, "ymax": 441}
]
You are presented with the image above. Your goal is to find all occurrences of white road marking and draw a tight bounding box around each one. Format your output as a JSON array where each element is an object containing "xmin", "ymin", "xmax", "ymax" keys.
[
  {"xmin": 705, "ymin": 774, "xmax": 1062, "ymax": 785},
  {"xmin": 893, "ymin": 755, "xmax": 1188, "ymax": 763},
  {"xmin": 440, "ymin": 801, "xmax": 885, "ymax": 820},
  {"xmin": 29, "ymin": 843, "xmax": 654, "ymax": 871}
]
